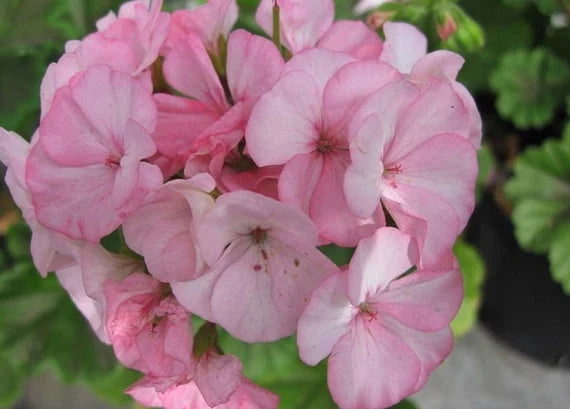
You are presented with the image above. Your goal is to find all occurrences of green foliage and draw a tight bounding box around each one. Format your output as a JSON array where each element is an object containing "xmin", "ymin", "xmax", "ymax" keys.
[
  {"xmin": 490, "ymin": 48, "xmax": 569, "ymax": 129},
  {"xmin": 476, "ymin": 146, "xmax": 496, "ymax": 202},
  {"xmin": 502, "ymin": 0, "xmax": 566, "ymax": 15},
  {"xmin": 377, "ymin": 0, "xmax": 484, "ymax": 53},
  {"xmin": 0, "ymin": 222, "xmax": 139, "ymax": 407},
  {"xmin": 451, "ymin": 239, "xmax": 486, "ymax": 337},
  {"xmin": 505, "ymin": 138, "xmax": 570, "ymax": 293},
  {"xmin": 319, "ymin": 244, "xmax": 355, "ymax": 267}
]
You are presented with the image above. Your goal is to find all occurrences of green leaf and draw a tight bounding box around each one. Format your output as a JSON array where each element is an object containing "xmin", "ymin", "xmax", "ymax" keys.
[
  {"xmin": 490, "ymin": 48, "xmax": 570, "ymax": 129},
  {"xmin": 319, "ymin": 244, "xmax": 354, "ymax": 267},
  {"xmin": 458, "ymin": 0, "xmax": 533, "ymax": 93},
  {"xmin": 0, "ymin": 249, "xmax": 136, "ymax": 406},
  {"xmin": 451, "ymin": 239, "xmax": 486, "ymax": 337},
  {"xmin": 502, "ymin": 0, "xmax": 565, "ymax": 15},
  {"xmin": 476, "ymin": 146, "xmax": 495, "ymax": 202},
  {"xmin": 505, "ymin": 138, "xmax": 570, "ymax": 293},
  {"xmin": 0, "ymin": 352, "xmax": 24, "ymax": 409},
  {"xmin": 549, "ymin": 222, "xmax": 570, "ymax": 294},
  {"xmin": 434, "ymin": 2, "xmax": 485, "ymax": 53}
]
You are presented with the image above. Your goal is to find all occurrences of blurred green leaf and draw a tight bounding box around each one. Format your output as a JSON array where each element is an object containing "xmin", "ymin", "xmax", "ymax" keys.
[
  {"xmin": 458, "ymin": 0, "xmax": 533, "ymax": 92},
  {"xmin": 502, "ymin": 0, "xmax": 565, "ymax": 15},
  {"xmin": 0, "ymin": 228, "xmax": 136, "ymax": 406},
  {"xmin": 451, "ymin": 238, "xmax": 486, "ymax": 337},
  {"xmin": 476, "ymin": 146, "xmax": 496, "ymax": 202},
  {"xmin": 0, "ymin": 352, "xmax": 24, "ymax": 409},
  {"xmin": 490, "ymin": 48, "xmax": 570, "ymax": 129},
  {"xmin": 319, "ymin": 244, "xmax": 354, "ymax": 267},
  {"xmin": 505, "ymin": 138, "xmax": 570, "ymax": 293},
  {"xmin": 549, "ymin": 222, "xmax": 570, "ymax": 294}
]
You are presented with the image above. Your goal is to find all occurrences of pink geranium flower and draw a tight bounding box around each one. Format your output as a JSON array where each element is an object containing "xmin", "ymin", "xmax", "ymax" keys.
[
  {"xmin": 165, "ymin": 0, "xmax": 238, "ymax": 55},
  {"xmin": 379, "ymin": 22, "xmax": 482, "ymax": 147},
  {"xmin": 246, "ymin": 49, "xmax": 402, "ymax": 246},
  {"xmin": 27, "ymin": 65, "xmax": 163, "ymax": 242},
  {"xmin": 104, "ymin": 273, "xmax": 193, "ymax": 377},
  {"xmin": 297, "ymin": 228, "xmax": 463, "ymax": 409},
  {"xmin": 172, "ymin": 190, "xmax": 337, "ymax": 342},
  {"xmin": 256, "ymin": 0, "xmax": 382, "ymax": 59},
  {"xmin": 344, "ymin": 79, "xmax": 478, "ymax": 267},
  {"xmin": 40, "ymin": 0, "xmax": 169, "ymax": 117}
]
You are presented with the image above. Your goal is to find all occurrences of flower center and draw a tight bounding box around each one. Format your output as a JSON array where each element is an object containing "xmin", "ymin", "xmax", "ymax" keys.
[
  {"xmin": 251, "ymin": 227, "xmax": 267, "ymax": 244},
  {"xmin": 358, "ymin": 302, "xmax": 378, "ymax": 322},
  {"xmin": 383, "ymin": 163, "xmax": 403, "ymax": 176}
]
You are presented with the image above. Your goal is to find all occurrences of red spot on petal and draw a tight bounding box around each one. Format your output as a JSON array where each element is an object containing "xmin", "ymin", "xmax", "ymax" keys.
[
  {"xmin": 253, "ymin": 264, "xmax": 262, "ymax": 271},
  {"xmin": 261, "ymin": 249, "xmax": 268, "ymax": 260}
]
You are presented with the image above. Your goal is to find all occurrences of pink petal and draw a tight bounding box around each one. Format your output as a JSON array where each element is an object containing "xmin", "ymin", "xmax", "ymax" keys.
[
  {"xmin": 310, "ymin": 152, "xmax": 380, "ymax": 247},
  {"xmin": 318, "ymin": 20, "xmax": 383, "ymax": 60},
  {"xmin": 171, "ymin": 240, "xmax": 248, "ymax": 322},
  {"xmin": 152, "ymin": 93, "xmax": 220, "ymax": 159},
  {"xmin": 245, "ymin": 70, "xmax": 322, "ymax": 166},
  {"xmin": 394, "ymin": 133, "xmax": 478, "ymax": 231},
  {"xmin": 380, "ymin": 22, "xmax": 427, "ymax": 74},
  {"xmin": 56, "ymin": 261, "xmax": 110, "ymax": 343},
  {"xmin": 209, "ymin": 237, "xmax": 334, "ymax": 342},
  {"xmin": 382, "ymin": 184, "xmax": 460, "ymax": 268},
  {"xmin": 226, "ymin": 29, "xmax": 284, "ymax": 114},
  {"xmin": 281, "ymin": 48, "xmax": 354, "ymax": 93},
  {"xmin": 387, "ymin": 79, "xmax": 470, "ymax": 161},
  {"xmin": 255, "ymin": 0, "xmax": 334, "ymax": 53},
  {"xmin": 452, "ymin": 81, "xmax": 483, "ymax": 148},
  {"xmin": 323, "ymin": 60, "xmax": 401, "ymax": 135},
  {"xmin": 348, "ymin": 227, "xmax": 418, "ymax": 306},
  {"xmin": 220, "ymin": 165, "xmax": 282, "ymax": 200},
  {"xmin": 374, "ymin": 268, "xmax": 464, "ymax": 332},
  {"xmin": 193, "ymin": 351, "xmax": 243, "ymax": 407},
  {"xmin": 163, "ymin": 32, "xmax": 227, "ymax": 113},
  {"xmin": 383, "ymin": 317, "xmax": 454, "ymax": 393},
  {"xmin": 297, "ymin": 270, "xmax": 356, "ymax": 366},
  {"xmin": 166, "ymin": 0, "xmax": 238, "ymax": 54},
  {"xmin": 410, "ymin": 50, "xmax": 464, "ymax": 84},
  {"xmin": 123, "ymin": 178, "xmax": 215, "ymax": 282},
  {"xmin": 195, "ymin": 190, "xmax": 319, "ymax": 264},
  {"xmin": 40, "ymin": 52, "xmax": 81, "ymax": 118},
  {"xmin": 344, "ymin": 114, "xmax": 385, "ymax": 218},
  {"xmin": 278, "ymin": 152, "xmax": 324, "ymax": 216},
  {"xmin": 328, "ymin": 315, "xmax": 421, "ymax": 409},
  {"xmin": 344, "ymin": 81, "xmax": 419, "ymax": 219}
]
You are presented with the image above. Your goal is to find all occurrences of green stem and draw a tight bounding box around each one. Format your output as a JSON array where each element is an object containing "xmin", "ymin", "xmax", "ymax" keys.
[{"xmin": 272, "ymin": 2, "xmax": 281, "ymax": 50}]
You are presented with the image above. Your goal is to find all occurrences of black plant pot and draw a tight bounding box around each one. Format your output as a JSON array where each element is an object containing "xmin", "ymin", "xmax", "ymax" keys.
[{"xmin": 466, "ymin": 193, "xmax": 570, "ymax": 367}]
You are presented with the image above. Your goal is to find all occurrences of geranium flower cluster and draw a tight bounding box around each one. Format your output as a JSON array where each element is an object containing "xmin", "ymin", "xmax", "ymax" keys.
[{"xmin": 0, "ymin": 1, "xmax": 481, "ymax": 408}]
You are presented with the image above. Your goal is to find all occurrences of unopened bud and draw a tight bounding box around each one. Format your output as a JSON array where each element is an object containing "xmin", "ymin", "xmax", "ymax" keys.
[{"xmin": 437, "ymin": 13, "xmax": 458, "ymax": 42}]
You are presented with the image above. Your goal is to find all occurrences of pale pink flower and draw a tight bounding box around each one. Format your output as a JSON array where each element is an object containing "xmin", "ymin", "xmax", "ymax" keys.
[
  {"xmin": 297, "ymin": 228, "xmax": 463, "ymax": 409},
  {"xmin": 56, "ymin": 244, "xmax": 142, "ymax": 343},
  {"xmin": 345, "ymin": 79, "xmax": 478, "ymax": 267},
  {"xmin": 0, "ymin": 128, "xmax": 78, "ymax": 276},
  {"xmin": 220, "ymin": 165, "xmax": 282, "ymax": 200},
  {"xmin": 379, "ymin": 22, "xmax": 482, "ymax": 147},
  {"xmin": 246, "ymin": 49, "xmax": 402, "ymax": 246},
  {"xmin": 104, "ymin": 272, "xmax": 193, "ymax": 377},
  {"xmin": 172, "ymin": 190, "xmax": 338, "ymax": 343},
  {"xmin": 160, "ymin": 28, "xmax": 283, "ymax": 178},
  {"xmin": 40, "ymin": 0, "xmax": 169, "ymax": 116},
  {"xmin": 123, "ymin": 174, "xmax": 216, "ymax": 283},
  {"xmin": 165, "ymin": 0, "xmax": 238, "ymax": 54},
  {"xmin": 27, "ymin": 65, "xmax": 163, "ymax": 242},
  {"xmin": 256, "ymin": 0, "xmax": 334, "ymax": 54},
  {"xmin": 128, "ymin": 376, "xmax": 278, "ymax": 409}
]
